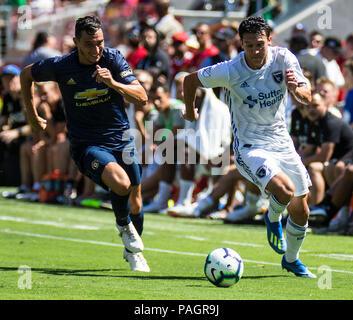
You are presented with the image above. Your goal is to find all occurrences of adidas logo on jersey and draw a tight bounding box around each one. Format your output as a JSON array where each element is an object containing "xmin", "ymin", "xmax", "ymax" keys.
[
  {"xmin": 240, "ymin": 81, "xmax": 249, "ymax": 88},
  {"xmin": 67, "ymin": 78, "xmax": 76, "ymax": 85}
]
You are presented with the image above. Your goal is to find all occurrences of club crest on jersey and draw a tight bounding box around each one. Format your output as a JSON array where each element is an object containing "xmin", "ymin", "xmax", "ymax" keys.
[
  {"xmin": 91, "ymin": 160, "xmax": 99, "ymax": 170},
  {"xmin": 272, "ymin": 71, "xmax": 283, "ymax": 84},
  {"xmin": 202, "ymin": 66, "xmax": 212, "ymax": 78},
  {"xmin": 256, "ymin": 165, "xmax": 268, "ymax": 178}
]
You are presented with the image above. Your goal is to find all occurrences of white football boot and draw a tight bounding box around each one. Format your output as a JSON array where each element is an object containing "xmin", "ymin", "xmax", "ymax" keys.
[
  {"xmin": 123, "ymin": 249, "xmax": 150, "ymax": 272},
  {"xmin": 116, "ymin": 222, "xmax": 144, "ymax": 253}
]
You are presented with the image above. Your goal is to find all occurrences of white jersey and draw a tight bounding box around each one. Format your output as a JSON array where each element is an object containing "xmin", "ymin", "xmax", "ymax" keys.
[{"xmin": 197, "ymin": 46, "xmax": 308, "ymax": 149}]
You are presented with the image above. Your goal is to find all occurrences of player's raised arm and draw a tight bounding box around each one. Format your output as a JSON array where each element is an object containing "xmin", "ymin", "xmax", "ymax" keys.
[
  {"xmin": 20, "ymin": 64, "xmax": 47, "ymax": 131},
  {"xmin": 92, "ymin": 65, "xmax": 147, "ymax": 107},
  {"xmin": 285, "ymin": 69, "xmax": 312, "ymax": 105},
  {"xmin": 182, "ymin": 71, "xmax": 203, "ymax": 122}
]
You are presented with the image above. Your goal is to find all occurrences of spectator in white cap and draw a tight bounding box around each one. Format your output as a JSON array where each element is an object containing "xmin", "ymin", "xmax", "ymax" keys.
[{"xmin": 319, "ymin": 37, "xmax": 345, "ymax": 88}]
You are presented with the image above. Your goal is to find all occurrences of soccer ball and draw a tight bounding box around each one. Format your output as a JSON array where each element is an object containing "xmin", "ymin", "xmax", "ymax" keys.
[{"xmin": 204, "ymin": 247, "xmax": 244, "ymax": 287}]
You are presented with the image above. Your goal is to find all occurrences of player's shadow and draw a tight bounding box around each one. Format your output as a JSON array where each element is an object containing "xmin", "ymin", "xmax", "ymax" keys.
[{"xmin": 0, "ymin": 266, "xmax": 204, "ymax": 281}]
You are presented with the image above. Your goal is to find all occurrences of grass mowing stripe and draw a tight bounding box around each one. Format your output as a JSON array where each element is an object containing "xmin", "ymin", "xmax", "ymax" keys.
[{"xmin": 3, "ymin": 229, "xmax": 353, "ymax": 275}]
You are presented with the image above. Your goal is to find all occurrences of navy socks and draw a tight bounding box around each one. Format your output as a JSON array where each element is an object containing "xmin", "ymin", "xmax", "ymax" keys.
[
  {"xmin": 130, "ymin": 208, "xmax": 144, "ymax": 236},
  {"xmin": 111, "ymin": 191, "xmax": 144, "ymax": 236},
  {"xmin": 111, "ymin": 191, "xmax": 131, "ymax": 227}
]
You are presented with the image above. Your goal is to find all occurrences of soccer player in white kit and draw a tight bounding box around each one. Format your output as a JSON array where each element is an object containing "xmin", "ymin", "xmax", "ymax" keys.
[{"xmin": 183, "ymin": 17, "xmax": 316, "ymax": 278}]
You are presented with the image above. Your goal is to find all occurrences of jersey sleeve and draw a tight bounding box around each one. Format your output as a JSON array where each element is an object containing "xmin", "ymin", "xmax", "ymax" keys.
[
  {"xmin": 31, "ymin": 57, "xmax": 58, "ymax": 82},
  {"xmin": 197, "ymin": 61, "xmax": 230, "ymax": 89},
  {"xmin": 110, "ymin": 50, "xmax": 137, "ymax": 84},
  {"xmin": 283, "ymin": 48, "xmax": 309, "ymax": 86}
]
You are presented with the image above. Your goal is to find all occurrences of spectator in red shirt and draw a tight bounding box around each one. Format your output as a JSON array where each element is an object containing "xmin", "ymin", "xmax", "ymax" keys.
[
  {"xmin": 188, "ymin": 22, "xmax": 219, "ymax": 72},
  {"xmin": 170, "ymin": 31, "xmax": 193, "ymax": 81},
  {"xmin": 125, "ymin": 25, "xmax": 148, "ymax": 69}
]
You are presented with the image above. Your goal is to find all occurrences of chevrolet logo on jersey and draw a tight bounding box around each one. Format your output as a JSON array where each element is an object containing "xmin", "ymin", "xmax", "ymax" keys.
[{"xmin": 74, "ymin": 88, "xmax": 109, "ymax": 101}]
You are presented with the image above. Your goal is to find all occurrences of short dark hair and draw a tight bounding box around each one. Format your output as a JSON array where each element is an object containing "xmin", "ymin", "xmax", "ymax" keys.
[
  {"xmin": 75, "ymin": 16, "xmax": 102, "ymax": 39},
  {"xmin": 238, "ymin": 16, "xmax": 272, "ymax": 40},
  {"xmin": 32, "ymin": 31, "xmax": 49, "ymax": 50}
]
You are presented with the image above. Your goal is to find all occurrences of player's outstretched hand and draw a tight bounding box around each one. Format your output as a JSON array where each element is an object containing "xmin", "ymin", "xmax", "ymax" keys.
[
  {"xmin": 92, "ymin": 65, "xmax": 114, "ymax": 87},
  {"xmin": 285, "ymin": 69, "xmax": 298, "ymax": 93}
]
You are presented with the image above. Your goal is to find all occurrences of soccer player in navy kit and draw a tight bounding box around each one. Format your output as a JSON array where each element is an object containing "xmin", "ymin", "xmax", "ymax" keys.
[{"xmin": 20, "ymin": 16, "xmax": 150, "ymax": 272}]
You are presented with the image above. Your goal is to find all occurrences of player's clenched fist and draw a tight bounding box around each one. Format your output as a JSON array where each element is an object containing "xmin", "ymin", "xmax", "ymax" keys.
[
  {"xmin": 92, "ymin": 65, "xmax": 114, "ymax": 86},
  {"xmin": 285, "ymin": 69, "xmax": 298, "ymax": 93},
  {"xmin": 182, "ymin": 108, "xmax": 199, "ymax": 122}
]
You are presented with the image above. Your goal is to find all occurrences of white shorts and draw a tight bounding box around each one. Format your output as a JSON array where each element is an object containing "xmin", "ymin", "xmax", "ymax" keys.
[{"xmin": 234, "ymin": 143, "xmax": 312, "ymax": 197}]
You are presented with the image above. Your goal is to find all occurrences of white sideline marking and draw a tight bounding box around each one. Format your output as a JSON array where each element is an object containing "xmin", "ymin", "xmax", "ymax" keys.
[
  {"xmin": 0, "ymin": 214, "xmax": 265, "ymax": 248},
  {"xmin": 221, "ymin": 240, "xmax": 264, "ymax": 248},
  {"xmin": 2, "ymin": 229, "xmax": 353, "ymax": 275},
  {"xmin": 0, "ymin": 215, "xmax": 100, "ymax": 230},
  {"xmin": 184, "ymin": 235, "xmax": 206, "ymax": 241},
  {"xmin": 310, "ymin": 254, "xmax": 353, "ymax": 261}
]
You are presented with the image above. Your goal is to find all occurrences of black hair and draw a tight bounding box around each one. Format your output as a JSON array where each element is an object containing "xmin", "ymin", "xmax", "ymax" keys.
[
  {"xmin": 141, "ymin": 25, "xmax": 163, "ymax": 44},
  {"xmin": 32, "ymin": 31, "xmax": 49, "ymax": 50},
  {"xmin": 238, "ymin": 16, "xmax": 272, "ymax": 40},
  {"xmin": 75, "ymin": 16, "xmax": 102, "ymax": 39}
]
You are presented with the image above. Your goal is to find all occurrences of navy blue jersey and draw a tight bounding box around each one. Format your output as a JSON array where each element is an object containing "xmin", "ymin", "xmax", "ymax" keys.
[{"xmin": 31, "ymin": 47, "xmax": 136, "ymax": 150}]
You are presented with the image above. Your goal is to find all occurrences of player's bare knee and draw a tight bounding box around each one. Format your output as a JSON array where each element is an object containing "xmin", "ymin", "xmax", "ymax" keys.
[
  {"xmin": 279, "ymin": 184, "xmax": 294, "ymax": 203},
  {"xmin": 267, "ymin": 177, "xmax": 294, "ymax": 204},
  {"xmin": 110, "ymin": 179, "xmax": 131, "ymax": 196}
]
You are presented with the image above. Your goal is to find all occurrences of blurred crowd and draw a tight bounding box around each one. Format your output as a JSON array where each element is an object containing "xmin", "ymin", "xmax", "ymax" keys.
[{"xmin": 1, "ymin": 0, "xmax": 353, "ymax": 236}]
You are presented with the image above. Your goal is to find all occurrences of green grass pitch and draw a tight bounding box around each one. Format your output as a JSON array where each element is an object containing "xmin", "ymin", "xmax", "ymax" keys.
[{"xmin": 1, "ymin": 188, "xmax": 353, "ymax": 300}]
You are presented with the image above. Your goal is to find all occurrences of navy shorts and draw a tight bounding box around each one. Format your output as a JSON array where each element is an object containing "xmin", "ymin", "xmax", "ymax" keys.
[{"xmin": 70, "ymin": 143, "xmax": 141, "ymax": 191}]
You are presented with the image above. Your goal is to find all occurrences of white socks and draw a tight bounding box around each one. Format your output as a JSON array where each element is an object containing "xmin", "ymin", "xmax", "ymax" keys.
[
  {"xmin": 268, "ymin": 194, "xmax": 287, "ymax": 222},
  {"xmin": 176, "ymin": 179, "xmax": 194, "ymax": 206},
  {"xmin": 285, "ymin": 216, "xmax": 307, "ymax": 263}
]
